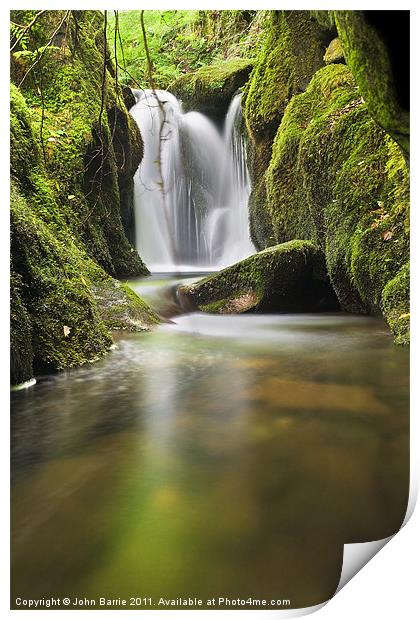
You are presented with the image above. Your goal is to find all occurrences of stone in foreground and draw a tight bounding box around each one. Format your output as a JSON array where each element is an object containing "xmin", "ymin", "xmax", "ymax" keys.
[{"xmin": 178, "ymin": 240, "xmax": 338, "ymax": 314}]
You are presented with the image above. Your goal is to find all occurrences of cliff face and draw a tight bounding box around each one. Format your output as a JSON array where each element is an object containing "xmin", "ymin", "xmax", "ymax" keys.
[
  {"xmin": 10, "ymin": 10, "xmax": 158, "ymax": 385},
  {"xmin": 242, "ymin": 10, "xmax": 409, "ymax": 343}
]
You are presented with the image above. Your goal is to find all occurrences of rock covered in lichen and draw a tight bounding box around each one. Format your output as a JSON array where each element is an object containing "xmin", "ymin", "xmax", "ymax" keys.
[
  {"xmin": 178, "ymin": 240, "xmax": 338, "ymax": 314},
  {"xmin": 323, "ymin": 38, "xmax": 345, "ymax": 64}
]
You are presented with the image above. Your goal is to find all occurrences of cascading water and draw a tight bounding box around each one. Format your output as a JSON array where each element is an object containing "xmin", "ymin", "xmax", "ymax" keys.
[{"xmin": 129, "ymin": 89, "xmax": 255, "ymax": 272}]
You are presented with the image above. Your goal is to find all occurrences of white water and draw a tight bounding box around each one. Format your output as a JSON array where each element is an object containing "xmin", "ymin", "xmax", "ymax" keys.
[{"xmin": 129, "ymin": 89, "xmax": 255, "ymax": 273}]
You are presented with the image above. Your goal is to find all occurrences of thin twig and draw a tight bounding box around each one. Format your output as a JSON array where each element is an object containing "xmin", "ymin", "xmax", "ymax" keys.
[
  {"xmin": 18, "ymin": 11, "xmax": 70, "ymax": 88},
  {"xmin": 10, "ymin": 10, "xmax": 47, "ymax": 52}
]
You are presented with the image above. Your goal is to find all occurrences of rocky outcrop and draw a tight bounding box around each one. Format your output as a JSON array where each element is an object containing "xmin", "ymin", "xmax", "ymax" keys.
[
  {"xmin": 242, "ymin": 11, "xmax": 330, "ymax": 248},
  {"xmin": 334, "ymin": 11, "xmax": 409, "ymax": 159},
  {"xmin": 178, "ymin": 241, "xmax": 338, "ymax": 314},
  {"xmin": 240, "ymin": 10, "xmax": 409, "ymax": 343},
  {"xmin": 170, "ymin": 58, "xmax": 253, "ymax": 122},
  {"xmin": 264, "ymin": 64, "xmax": 409, "ymax": 323},
  {"xmin": 10, "ymin": 11, "xmax": 158, "ymax": 385}
]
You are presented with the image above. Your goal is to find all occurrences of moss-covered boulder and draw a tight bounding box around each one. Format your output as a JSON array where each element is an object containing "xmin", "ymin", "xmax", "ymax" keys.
[
  {"xmin": 10, "ymin": 273, "xmax": 34, "ymax": 386},
  {"xmin": 260, "ymin": 63, "xmax": 409, "ymax": 339},
  {"xmin": 334, "ymin": 11, "xmax": 409, "ymax": 158},
  {"xmin": 243, "ymin": 11, "xmax": 329, "ymax": 141},
  {"xmin": 10, "ymin": 181, "xmax": 159, "ymax": 384},
  {"xmin": 382, "ymin": 262, "xmax": 410, "ymax": 345},
  {"xmin": 178, "ymin": 241, "xmax": 338, "ymax": 314},
  {"xmin": 171, "ymin": 58, "xmax": 253, "ymax": 120}
]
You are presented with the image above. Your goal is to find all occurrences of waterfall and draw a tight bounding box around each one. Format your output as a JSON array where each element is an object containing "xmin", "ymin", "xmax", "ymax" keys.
[{"xmin": 130, "ymin": 89, "xmax": 255, "ymax": 273}]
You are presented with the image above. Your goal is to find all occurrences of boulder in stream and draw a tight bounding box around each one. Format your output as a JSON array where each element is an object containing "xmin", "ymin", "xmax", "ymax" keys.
[{"xmin": 178, "ymin": 240, "xmax": 339, "ymax": 314}]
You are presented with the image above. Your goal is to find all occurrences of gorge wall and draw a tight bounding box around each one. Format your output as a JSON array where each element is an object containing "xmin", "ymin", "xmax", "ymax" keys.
[
  {"xmin": 10, "ymin": 11, "xmax": 159, "ymax": 385},
  {"xmin": 241, "ymin": 10, "xmax": 409, "ymax": 344}
]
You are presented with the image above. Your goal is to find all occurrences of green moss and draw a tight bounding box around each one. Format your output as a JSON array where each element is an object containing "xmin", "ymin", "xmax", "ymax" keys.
[
  {"xmin": 258, "ymin": 63, "xmax": 409, "ymax": 337},
  {"xmin": 11, "ymin": 182, "xmax": 113, "ymax": 370},
  {"xmin": 171, "ymin": 57, "xmax": 253, "ymax": 115},
  {"xmin": 242, "ymin": 11, "xmax": 329, "ymax": 248},
  {"xmin": 10, "ymin": 11, "xmax": 163, "ymax": 381},
  {"xmin": 310, "ymin": 11, "xmax": 336, "ymax": 32},
  {"xmin": 179, "ymin": 240, "xmax": 338, "ymax": 314},
  {"xmin": 266, "ymin": 64, "xmax": 356, "ymax": 247},
  {"xmin": 382, "ymin": 263, "xmax": 410, "ymax": 345},
  {"xmin": 243, "ymin": 11, "xmax": 328, "ymax": 141},
  {"xmin": 12, "ymin": 11, "xmax": 147, "ymax": 278},
  {"xmin": 334, "ymin": 10, "xmax": 409, "ymax": 157},
  {"xmin": 10, "ymin": 272, "xmax": 34, "ymax": 385}
]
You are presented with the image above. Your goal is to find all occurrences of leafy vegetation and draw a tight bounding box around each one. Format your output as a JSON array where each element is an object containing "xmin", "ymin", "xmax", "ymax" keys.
[{"xmin": 107, "ymin": 10, "xmax": 266, "ymax": 90}]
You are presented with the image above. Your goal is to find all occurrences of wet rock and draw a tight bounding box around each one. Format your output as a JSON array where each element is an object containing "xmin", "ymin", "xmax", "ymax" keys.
[{"xmin": 92, "ymin": 281, "xmax": 161, "ymax": 332}]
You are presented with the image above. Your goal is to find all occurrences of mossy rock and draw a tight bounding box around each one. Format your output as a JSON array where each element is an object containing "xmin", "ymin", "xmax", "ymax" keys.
[
  {"xmin": 10, "ymin": 181, "xmax": 161, "ymax": 381},
  {"xmin": 178, "ymin": 240, "xmax": 338, "ymax": 314},
  {"xmin": 9, "ymin": 11, "xmax": 162, "ymax": 383},
  {"xmin": 10, "ymin": 272, "xmax": 34, "ymax": 385},
  {"xmin": 11, "ymin": 11, "xmax": 148, "ymax": 278},
  {"xmin": 242, "ymin": 11, "xmax": 330, "ymax": 249},
  {"xmin": 324, "ymin": 38, "xmax": 345, "ymax": 64},
  {"xmin": 11, "ymin": 183, "xmax": 113, "ymax": 372},
  {"xmin": 334, "ymin": 10, "xmax": 409, "ymax": 158},
  {"xmin": 382, "ymin": 262, "xmax": 410, "ymax": 345},
  {"xmin": 170, "ymin": 58, "xmax": 253, "ymax": 119},
  {"xmin": 92, "ymin": 281, "xmax": 161, "ymax": 331},
  {"xmin": 243, "ymin": 11, "xmax": 329, "ymax": 141},
  {"xmin": 259, "ymin": 63, "xmax": 409, "ymax": 338}
]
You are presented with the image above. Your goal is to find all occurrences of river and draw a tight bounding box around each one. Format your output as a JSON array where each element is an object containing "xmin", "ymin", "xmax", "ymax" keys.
[{"xmin": 11, "ymin": 275, "xmax": 409, "ymax": 610}]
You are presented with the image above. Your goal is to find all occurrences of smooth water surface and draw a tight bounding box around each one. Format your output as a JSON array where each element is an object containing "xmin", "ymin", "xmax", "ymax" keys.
[{"xmin": 11, "ymin": 277, "xmax": 409, "ymax": 609}]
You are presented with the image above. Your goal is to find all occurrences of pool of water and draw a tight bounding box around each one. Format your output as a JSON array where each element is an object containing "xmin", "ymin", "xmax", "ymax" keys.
[{"xmin": 11, "ymin": 275, "xmax": 409, "ymax": 610}]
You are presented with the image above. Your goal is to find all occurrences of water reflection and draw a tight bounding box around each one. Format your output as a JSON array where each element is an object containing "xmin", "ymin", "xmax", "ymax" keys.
[{"xmin": 11, "ymin": 280, "xmax": 409, "ymax": 609}]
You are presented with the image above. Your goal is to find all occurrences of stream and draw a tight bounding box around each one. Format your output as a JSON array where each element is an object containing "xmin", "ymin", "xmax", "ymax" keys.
[{"xmin": 11, "ymin": 275, "xmax": 409, "ymax": 609}]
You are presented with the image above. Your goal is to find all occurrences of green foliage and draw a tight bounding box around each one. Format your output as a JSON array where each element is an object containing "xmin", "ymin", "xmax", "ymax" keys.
[
  {"xmin": 107, "ymin": 10, "xmax": 265, "ymax": 90},
  {"xmin": 108, "ymin": 10, "xmax": 202, "ymax": 88}
]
